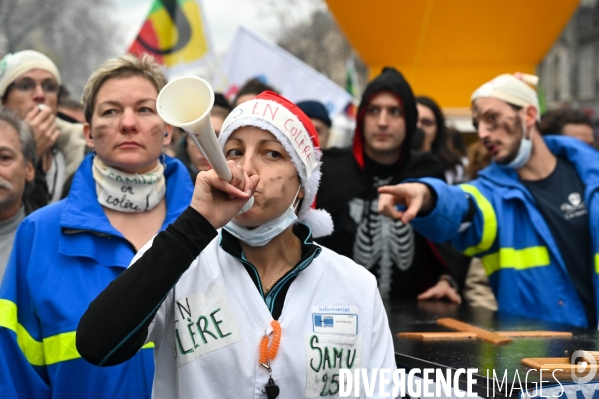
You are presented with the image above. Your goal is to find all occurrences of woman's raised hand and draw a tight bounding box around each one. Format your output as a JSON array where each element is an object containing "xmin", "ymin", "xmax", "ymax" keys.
[{"xmin": 191, "ymin": 160, "xmax": 260, "ymax": 229}]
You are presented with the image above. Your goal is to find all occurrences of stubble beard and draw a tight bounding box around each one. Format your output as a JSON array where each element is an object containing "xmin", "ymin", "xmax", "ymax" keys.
[{"xmin": 494, "ymin": 114, "xmax": 525, "ymax": 165}]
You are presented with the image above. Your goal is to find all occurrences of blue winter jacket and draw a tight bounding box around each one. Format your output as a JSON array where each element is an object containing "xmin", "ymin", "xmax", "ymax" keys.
[
  {"xmin": 0, "ymin": 154, "xmax": 193, "ymax": 399},
  {"xmin": 411, "ymin": 136, "xmax": 599, "ymax": 328}
]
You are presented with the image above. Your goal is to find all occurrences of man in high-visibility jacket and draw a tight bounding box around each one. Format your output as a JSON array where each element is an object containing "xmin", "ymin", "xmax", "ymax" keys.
[{"xmin": 378, "ymin": 73, "xmax": 599, "ymax": 328}]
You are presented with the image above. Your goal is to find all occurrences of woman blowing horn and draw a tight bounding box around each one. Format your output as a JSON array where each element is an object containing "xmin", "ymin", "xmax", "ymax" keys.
[{"xmin": 77, "ymin": 91, "xmax": 396, "ymax": 398}]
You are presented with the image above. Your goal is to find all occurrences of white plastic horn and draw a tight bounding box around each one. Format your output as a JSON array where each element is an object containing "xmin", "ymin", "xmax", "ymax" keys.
[{"xmin": 157, "ymin": 76, "xmax": 253, "ymax": 212}]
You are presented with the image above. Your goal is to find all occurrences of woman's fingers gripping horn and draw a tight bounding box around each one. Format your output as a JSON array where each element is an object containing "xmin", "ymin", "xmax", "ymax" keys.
[
  {"xmin": 192, "ymin": 161, "xmax": 260, "ymax": 229},
  {"xmin": 211, "ymin": 161, "xmax": 253, "ymax": 200}
]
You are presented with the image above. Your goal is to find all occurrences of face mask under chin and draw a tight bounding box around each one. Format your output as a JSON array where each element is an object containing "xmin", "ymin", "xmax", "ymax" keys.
[
  {"xmin": 223, "ymin": 185, "xmax": 302, "ymax": 247},
  {"xmin": 498, "ymin": 117, "xmax": 533, "ymax": 170}
]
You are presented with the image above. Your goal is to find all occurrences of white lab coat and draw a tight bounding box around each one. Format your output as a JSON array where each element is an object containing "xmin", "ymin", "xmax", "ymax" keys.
[{"xmin": 136, "ymin": 235, "xmax": 396, "ymax": 399}]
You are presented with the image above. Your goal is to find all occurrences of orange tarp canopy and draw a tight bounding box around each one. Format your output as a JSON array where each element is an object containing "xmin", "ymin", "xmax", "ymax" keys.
[{"xmin": 326, "ymin": 0, "xmax": 579, "ymax": 108}]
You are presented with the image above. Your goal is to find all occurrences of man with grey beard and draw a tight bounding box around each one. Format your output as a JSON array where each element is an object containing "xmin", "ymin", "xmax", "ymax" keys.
[{"xmin": 0, "ymin": 106, "xmax": 35, "ymax": 279}]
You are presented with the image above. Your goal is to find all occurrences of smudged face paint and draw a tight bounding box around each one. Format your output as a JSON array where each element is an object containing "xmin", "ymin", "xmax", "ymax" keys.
[
  {"xmin": 472, "ymin": 97, "xmax": 528, "ymax": 165},
  {"xmin": 224, "ymin": 127, "xmax": 303, "ymax": 227},
  {"xmin": 84, "ymin": 75, "xmax": 170, "ymax": 174}
]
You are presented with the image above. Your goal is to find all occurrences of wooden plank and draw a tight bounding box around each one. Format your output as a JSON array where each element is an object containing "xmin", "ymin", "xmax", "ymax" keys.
[
  {"xmin": 521, "ymin": 357, "xmax": 599, "ymax": 382},
  {"xmin": 496, "ymin": 331, "xmax": 572, "ymax": 338},
  {"xmin": 521, "ymin": 357, "xmax": 571, "ymax": 368},
  {"xmin": 437, "ymin": 317, "xmax": 513, "ymax": 345},
  {"xmin": 572, "ymin": 351, "xmax": 599, "ymax": 364},
  {"xmin": 397, "ymin": 332, "xmax": 476, "ymax": 340},
  {"xmin": 397, "ymin": 331, "xmax": 571, "ymax": 341}
]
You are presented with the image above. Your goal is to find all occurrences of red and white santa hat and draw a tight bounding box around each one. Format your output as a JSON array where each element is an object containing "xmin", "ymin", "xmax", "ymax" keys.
[{"xmin": 219, "ymin": 91, "xmax": 334, "ymax": 238}]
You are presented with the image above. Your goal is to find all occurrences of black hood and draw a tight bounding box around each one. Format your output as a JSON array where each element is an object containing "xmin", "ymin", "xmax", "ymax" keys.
[{"xmin": 353, "ymin": 67, "xmax": 417, "ymax": 169}]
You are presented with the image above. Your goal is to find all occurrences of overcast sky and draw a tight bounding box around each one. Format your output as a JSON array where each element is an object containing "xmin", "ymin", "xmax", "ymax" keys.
[{"xmin": 112, "ymin": 0, "xmax": 320, "ymax": 55}]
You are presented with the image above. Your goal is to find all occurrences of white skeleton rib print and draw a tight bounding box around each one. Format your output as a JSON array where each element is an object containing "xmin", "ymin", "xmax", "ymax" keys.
[{"xmin": 348, "ymin": 177, "xmax": 415, "ymax": 297}]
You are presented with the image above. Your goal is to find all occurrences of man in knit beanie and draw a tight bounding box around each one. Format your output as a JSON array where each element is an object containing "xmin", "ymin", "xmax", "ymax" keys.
[
  {"xmin": 378, "ymin": 72, "xmax": 599, "ymax": 328},
  {"xmin": 0, "ymin": 50, "xmax": 85, "ymax": 207},
  {"xmin": 317, "ymin": 67, "xmax": 467, "ymax": 302}
]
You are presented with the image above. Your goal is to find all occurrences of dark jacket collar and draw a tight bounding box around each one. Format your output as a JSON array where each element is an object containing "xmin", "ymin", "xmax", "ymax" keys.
[{"xmin": 219, "ymin": 222, "xmax": 321, "ymax": 313}]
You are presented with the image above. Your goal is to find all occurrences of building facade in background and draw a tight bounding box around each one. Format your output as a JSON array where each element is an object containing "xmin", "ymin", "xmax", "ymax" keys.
[{"xmin": 538, "ymin": 0, "xmax": 599, "ymax": 118}]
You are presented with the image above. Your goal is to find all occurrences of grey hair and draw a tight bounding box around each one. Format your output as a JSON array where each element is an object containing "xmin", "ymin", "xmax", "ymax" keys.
[{"xmin": 0, "ymin": 105, "xmax": 37, "ymax": 165}]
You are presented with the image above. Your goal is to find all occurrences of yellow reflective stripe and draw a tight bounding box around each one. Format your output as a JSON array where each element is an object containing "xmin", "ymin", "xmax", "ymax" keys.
[
  {"xmin": 595, "ymin": 254, "xmax": 599, "ymax": 274},
  {"xmin": 481, "ymin": 255, "xmax": 498, "ymax": 276},
  {"xmin": 44, "ymin": 332, "xmax": 78, "ymax": 365},
  {"xmin": 18, "ymin": 326, "xmax": 44, "ymax": 366},
  {"xmin": 0, "ymin": 298, "xmax": 16, "ymax": 331},
  {"xmin": 44, "ymin": 333, "xmax": 153, "ymax": 365},
  {"xmin": 0, "ymin": 299, "xmax": 45, "ymax": 366},
  {"xmin": 0, "ymin": 299, "xmax": 153, "ymax": 366},
  {"xmin": 459, "ymin": 184, "xmax": 497, "ymax": 256},
  {"xmin": 481, "ymin": 246, "xmax": 550, "ymax": 276}
]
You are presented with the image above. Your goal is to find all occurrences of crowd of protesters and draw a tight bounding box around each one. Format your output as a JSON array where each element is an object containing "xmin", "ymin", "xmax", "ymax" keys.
[{"xmin": 0, "ymin": 48, "xmax": 598, "ymax": 398}]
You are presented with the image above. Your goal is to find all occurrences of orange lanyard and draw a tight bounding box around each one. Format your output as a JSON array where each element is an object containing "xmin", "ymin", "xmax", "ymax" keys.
[
  {"xmin": 260, "ymin": 320, "xmax": 282, "ymax": 399},
  {"xmin": 259, "ymin": 320, "xmax": 282, "ymax": 365}
]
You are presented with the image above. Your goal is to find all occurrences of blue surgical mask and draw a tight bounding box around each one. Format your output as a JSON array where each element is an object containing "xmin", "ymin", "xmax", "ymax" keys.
[
  {"xmin": 501, "ymin": 118, "xmax": 533, "ymax": 170},
  {"xmin": 223, "ymin": 185, "xmax": 301, "ymax": 247}
]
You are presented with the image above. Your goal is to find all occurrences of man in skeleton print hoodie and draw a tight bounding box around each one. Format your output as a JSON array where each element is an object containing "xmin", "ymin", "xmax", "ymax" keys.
[{"xmin": 317, "ymin": 67, "xmax": 467, "ymax": 301}]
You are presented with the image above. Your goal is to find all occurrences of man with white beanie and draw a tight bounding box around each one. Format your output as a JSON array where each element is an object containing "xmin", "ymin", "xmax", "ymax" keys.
[
  {"xmin": 377, "ymin": 72, "xmax": 599, "ymax": 328},
  {"xmin": 0, "ymin": 50, "xmax": 85, "ymax": 206}
]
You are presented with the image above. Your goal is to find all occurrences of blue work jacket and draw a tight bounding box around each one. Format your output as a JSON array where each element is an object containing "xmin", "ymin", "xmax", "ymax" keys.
[
  {"xmin": 0, "ymin": 154, "xmax": 193, "ymax": 398},
  {"xmin": 411, "ymin": 136, "xmax": 599, "ymax": 328}
]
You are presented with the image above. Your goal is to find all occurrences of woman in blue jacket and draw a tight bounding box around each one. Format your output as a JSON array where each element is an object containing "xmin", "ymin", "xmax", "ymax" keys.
[{"xmin": 0, "ymin": 54, "xmax": 193, "ymax": 399}]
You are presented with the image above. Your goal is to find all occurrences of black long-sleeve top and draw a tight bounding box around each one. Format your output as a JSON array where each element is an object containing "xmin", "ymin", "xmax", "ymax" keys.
[
  {"xmin": 76, "ymin": 207, "xmax": 217, "ymax": 366},
  {"xmin": 76, "ymin": 206, "xmax": 320, "ymax": 367}
]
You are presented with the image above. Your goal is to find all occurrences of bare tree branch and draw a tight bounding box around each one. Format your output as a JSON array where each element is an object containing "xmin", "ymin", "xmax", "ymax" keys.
[
  {"xmin": 0, "ymin": 0, "xmax": 118, "ymax": 96},
  {"xmin": 265, "ymin": 1, "xmax": 368, "ymax": 93},
  {"xmin": 9, "ymin": 1, "xmax": 64, "ymax": 49}
]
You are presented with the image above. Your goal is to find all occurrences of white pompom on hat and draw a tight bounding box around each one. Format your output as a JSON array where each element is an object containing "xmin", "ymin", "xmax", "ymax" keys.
[
  {"xmin": 0, "ymin": 50, "xmax": 61, "ymax": 98},
  {"xmin": 218, "ymin": 91, "xmax": 334, "ymax": 238},
  {"xmin": 471, "ymin": 73, "xmax": 540, "ymax": 121}
]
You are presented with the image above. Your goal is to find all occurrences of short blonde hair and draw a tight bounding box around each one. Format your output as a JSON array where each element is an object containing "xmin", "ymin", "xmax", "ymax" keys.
[{"xmin": 82, "ymin": 53, "xmax": 167, "ymax": 124}]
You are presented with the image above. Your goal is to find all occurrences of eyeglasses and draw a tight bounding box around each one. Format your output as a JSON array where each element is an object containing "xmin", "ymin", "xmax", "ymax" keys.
[
  {"xmin": 9, "ymin": 78, "xmax": 60, "ymax": 95},
  {"xmin": 418, "ymin": 118, "xmax": 435, "ymax": 127}
]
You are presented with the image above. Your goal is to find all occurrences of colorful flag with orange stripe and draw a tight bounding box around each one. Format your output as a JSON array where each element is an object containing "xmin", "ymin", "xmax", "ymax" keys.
[{"xmin": 128, "ymin": 0, "xmax": 213, "ymax": 75}]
